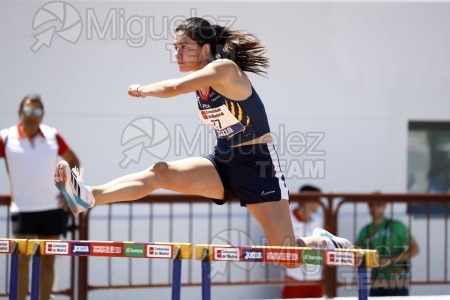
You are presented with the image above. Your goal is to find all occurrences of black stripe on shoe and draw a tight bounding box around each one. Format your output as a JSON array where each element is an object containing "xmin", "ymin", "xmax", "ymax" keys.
[
  {"xmin": 70, "ymin": 170, "xmax": 81, "ymax": 197},
  {"xmin": 330, "ymin": 239, "xmax": 343, "ymax": 249}
]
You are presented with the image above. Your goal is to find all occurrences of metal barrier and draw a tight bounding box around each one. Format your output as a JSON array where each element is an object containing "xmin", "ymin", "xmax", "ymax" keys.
[
  {"xmin": 318, "ymin": 193, "xmax": 450, "ymax": 297},
  {"xmin": 1, "ymin": 193, "xmax": 450, "ymax": 299},
  {"xmin": 195, "ymin": 244, "xmax": 378, "ymax": 300}
]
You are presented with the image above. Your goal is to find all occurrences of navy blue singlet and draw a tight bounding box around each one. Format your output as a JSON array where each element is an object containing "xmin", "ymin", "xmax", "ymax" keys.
[{"xmin": 196, "ymin": 85, "xmax": 271, "ymax": 147}]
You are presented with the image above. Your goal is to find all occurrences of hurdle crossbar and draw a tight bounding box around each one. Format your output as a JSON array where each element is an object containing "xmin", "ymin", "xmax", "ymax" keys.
[
  {"xmin": 194, "ymin": 244, "xmax": 378, "ymax": 268},
  {"xmin": 0, "ymin": 238, "xmax": 28, "ymax": 255},
  {"xmin": 27, "ymin": 240, "xmax": 192, "ymax": 259},
  {"xmin": 195, "ymin": 244, "xmax": 378, "ymax": 300},
  {"xmin": 26, "ymin": 240, "xmax": 192, "ymax": 300}
]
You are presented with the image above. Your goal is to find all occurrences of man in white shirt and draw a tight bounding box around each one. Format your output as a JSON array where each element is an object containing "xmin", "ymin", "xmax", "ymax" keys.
[{"xmin": 0, "ymin": 94, "xmax": 80, "ymax": 300}]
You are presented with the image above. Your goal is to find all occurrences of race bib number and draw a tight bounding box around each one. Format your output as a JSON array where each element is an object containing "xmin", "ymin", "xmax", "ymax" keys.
[{"xmin": 199, "ymin": 105, "xmax": 245, "ymax": 138}]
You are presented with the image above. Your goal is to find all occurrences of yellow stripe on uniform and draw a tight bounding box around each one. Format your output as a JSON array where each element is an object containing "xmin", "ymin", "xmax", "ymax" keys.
[{"xmin": 236, "ymin": 103, "xmax": 243, "ymax": 122}]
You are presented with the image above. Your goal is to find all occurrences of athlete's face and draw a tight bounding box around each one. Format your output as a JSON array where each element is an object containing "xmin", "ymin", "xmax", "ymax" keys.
[{"xmin": 173, "ymin": 31, "xmax": 209, "ymax": 72}]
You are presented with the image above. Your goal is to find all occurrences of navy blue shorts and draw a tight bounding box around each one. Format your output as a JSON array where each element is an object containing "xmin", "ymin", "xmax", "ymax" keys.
[
  {"xmin": 204, "ymin": 142, "xmax": 289, "ymax": 206},
  {"xmin": 11, "ymin": 209, "xmax": 69, "ymax": 236}
]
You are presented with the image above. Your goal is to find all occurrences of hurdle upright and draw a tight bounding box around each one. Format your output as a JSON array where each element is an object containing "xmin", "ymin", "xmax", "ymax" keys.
[
  {"xmin": 195, "ymin": 244, "xmax": 378, "ymax": 300},
  {"xmin": 0, "ymin": 238, "xmax": 28, "ymax": 300},
  {"xmin": 27, "ymin": 239, "xmax": 192, "ymax": 300}
]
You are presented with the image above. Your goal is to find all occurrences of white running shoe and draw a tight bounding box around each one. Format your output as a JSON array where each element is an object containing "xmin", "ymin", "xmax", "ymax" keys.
[
  {"xmin": 54, "ymin": 160, "xmax": 95, "ymax": 214},
  {"xmin": 313, "ymin": 228, "xmax": 354, "ymax": 249}
]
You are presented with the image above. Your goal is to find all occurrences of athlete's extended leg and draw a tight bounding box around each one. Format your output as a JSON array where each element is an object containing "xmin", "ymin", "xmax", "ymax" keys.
[
  {"xmin": 55, "ymin": 157, "xmax": 224, "ymax": 214},
  {"xmin": 247, "ymin": 200, "xmax": 353, "ymax": 268},
  {"xmin": 247, "ymin": 200, "xmax": 296, "ymax": 247},
  {"xmin": 246, "ymin": 200, "xmax": 301, "ymax": 268}
]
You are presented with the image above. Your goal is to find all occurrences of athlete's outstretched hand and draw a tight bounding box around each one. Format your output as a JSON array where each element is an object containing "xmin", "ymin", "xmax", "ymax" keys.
[{"xmin": 128, "ymin": 84, "xmax": 145, "ymax": 98}]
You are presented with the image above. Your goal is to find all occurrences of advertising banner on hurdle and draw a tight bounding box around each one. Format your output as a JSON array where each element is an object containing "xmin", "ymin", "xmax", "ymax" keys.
[
  {"xmin": 196, "ymin": 244, "xmax": 378, "ymax": 300},
  {"xmin": 28, "ymin": 240, "xmax": 192, "ymax": 260},
  {"xmin": 24, "ymin": 239, "xmax": 192, "ymax": 300},
  {"xmin": 199, "ymin": 245, "xmax": 360, "ymax": 267},
  {"xmin": 0, "ymin": 238, "xmax": 28, "ymax": 254},
  {"xmin": 0, "ymin": 240, "xmax": 11, "ymax": 253}
]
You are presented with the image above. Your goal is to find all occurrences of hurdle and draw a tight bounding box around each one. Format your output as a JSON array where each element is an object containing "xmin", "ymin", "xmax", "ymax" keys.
[
  {"xmin": 195, "ymin": 244, "xmax": 379, "ymax": 300},
  {"xmin": 0, "ymin": 238, "xmax": 28, "ymax": 300},
  {"xmin": 27, "ymin": 239, "xmax": 192, "ymax": 300}
]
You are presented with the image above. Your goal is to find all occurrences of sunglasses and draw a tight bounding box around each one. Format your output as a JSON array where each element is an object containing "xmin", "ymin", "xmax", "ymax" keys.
[{"xmin": 22, "ymin": 107, "xmax": 43, "ymax": 117}]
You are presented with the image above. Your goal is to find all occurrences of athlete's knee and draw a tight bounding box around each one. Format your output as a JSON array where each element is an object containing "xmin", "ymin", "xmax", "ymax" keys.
[
  {"xmin": 152, "ymin": 161, "xmax": 169, "ymax": 172},
  {"xmin": 148, "ymin": 161, "xmax": 171, "ymax": 185}
]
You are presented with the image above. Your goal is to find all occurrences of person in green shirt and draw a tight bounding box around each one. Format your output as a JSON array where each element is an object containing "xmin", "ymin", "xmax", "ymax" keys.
[{"xmin": 356, "ymin": 201, "xmax": 420, "ymax": 296}]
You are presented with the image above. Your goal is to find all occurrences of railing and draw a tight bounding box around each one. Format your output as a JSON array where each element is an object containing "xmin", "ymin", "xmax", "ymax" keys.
[
  {"xmin": 1, "ymin": 193, "xmax": 450, "ymax": 299},
  {"xmin": 319, "ymin": 193, "xmax": 450, "ymax": 297}
]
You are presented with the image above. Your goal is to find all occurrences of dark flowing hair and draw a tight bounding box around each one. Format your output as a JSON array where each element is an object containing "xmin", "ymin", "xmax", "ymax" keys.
[{"xmin": 175, "ymin": 17, "xmax": 269, "ymax": 76}]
